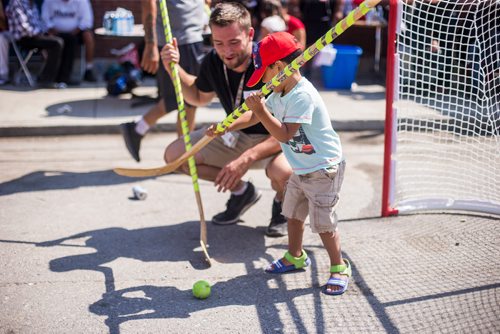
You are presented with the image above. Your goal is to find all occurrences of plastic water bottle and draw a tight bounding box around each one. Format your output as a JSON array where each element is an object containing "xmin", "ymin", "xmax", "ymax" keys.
[
  {"xmin": 103, "ymin": 12, "xmax": 111, "ymax": 32},
  {"xmin": 117, "ymin": 11, "xmax": 124, "ymax": 34},
  {"xmin": 110, "ymin": 12, "xmax": 117, "ymax": 34},
  {"xmin": 126, "ymin": 11, "xmax": 134, "ymax": 33}
]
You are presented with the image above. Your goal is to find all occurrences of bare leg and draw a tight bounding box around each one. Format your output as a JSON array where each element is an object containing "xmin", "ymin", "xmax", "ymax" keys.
[
  {"xmin": 267, "ymin": 218, "xmax": 304, "ymax": 270},
  {"xmin": 143, "ymin": 99, "xmax": 167, "ymax": 127},
  {"xmin": 287, "ymin": 218, "xmax": 305, "ymax": 257},
  {"xmin": 164, "ymin": 136, "xmax": 243, "ymax": 188},
  {"xmin": 265, "ymin": 153, "xmax": 291, "ymax": 202},
  {"xmin": 319, "ymin": 230, "xmax": 347, "ymax": 293},
  {"xmin": 81, "ymin": 31, "xmax": 94, "ymax": 64}
]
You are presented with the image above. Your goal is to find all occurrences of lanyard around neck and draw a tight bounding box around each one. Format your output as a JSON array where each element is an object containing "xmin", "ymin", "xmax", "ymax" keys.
[{"xmin": 223, "ymin": 59, "xmax": 250, "ymax": 110}]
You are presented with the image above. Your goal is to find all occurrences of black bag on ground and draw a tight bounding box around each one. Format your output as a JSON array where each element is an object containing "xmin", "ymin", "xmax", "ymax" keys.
[{"xmin": 105, "ymin": 61, "xmax": 142, "ymax": 96}]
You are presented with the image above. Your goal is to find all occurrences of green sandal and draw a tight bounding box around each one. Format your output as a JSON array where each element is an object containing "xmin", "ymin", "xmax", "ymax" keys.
[
  {"xmin": 265, "ymin": 250, "xmax": 312, "ymax": 273},
  {"xmin": 323, "ymin": 259, "xmax": 352, "ymax": 295}
]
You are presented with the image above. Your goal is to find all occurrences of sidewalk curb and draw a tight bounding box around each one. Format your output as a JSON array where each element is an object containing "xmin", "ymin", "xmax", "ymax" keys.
[{"xmin": 0, "ymin": 120, "xmax": 385, "ymax": 137}]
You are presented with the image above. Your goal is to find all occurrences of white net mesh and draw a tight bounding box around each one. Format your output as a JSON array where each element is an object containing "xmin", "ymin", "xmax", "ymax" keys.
[{"xmin": 393, "ymin": 0, "xmax": 500, "ymax": 215}]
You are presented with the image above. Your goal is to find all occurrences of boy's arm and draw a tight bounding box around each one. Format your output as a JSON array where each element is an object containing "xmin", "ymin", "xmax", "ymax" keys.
[
  {"xmin": 246, "ymin": 94, "xmax": 301, "ymax": 143},
  {"xmin": 206, "ymin": 110, "xmax": 259, "ymax": 137},
  {"xmin": 259, "ymin": 112, "xmax": 301, "ymax": 143},
  {"xmin": 227, "ymin": 110, "xmax": 260, "ymax": 132}
]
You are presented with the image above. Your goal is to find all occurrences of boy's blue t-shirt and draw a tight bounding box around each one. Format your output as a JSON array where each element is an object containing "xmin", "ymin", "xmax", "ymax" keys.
[{"xmin": 265, "ymin": 77, "xmax": 342, "ymax": 175}]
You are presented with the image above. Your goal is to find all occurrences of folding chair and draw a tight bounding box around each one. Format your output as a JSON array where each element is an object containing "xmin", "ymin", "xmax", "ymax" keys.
[{"xmin": 7, "ymin": 32, "xmax": 37, "ymax": 87}]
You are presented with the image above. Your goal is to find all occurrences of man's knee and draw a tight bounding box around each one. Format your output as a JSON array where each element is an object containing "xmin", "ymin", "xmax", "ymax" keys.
[
  {"xmin": 266, "ymin": 156, "xmax": 292, "ymax": 180},
  {"xmin": 164, "ymin": 141, "xmax": 181, "ymax": 164},
  {"xmin": 164, "ymin": 140, "xmax": 193, "ymax": 174}
]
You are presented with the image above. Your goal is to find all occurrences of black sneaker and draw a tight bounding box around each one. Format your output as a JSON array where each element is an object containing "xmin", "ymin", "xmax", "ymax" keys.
[
  {"xmin": 84, "ymin": 69, "xmax": 97, "ymax": 82},
  {"xmin": 265, "ymin": 200, "xmax": 288, "ymax": 237},
  {"xmin": 120, "ymin": 122, "xmax": 143, "ymax": 162},
  {"xmin": 212, "ymin": 182, "xmax": 262, "ymax": 225}
]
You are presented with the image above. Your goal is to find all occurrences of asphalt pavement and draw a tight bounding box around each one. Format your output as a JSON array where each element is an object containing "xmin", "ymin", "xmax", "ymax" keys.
[{"xmin": 0, "ymin": 79, "xmax": 498, "ymax": 333}]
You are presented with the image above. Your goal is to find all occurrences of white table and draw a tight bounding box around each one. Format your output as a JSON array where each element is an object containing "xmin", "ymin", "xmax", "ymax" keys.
[{"xmin": 94, "ymin": 24, "xmax": 144, "ymax": 38}]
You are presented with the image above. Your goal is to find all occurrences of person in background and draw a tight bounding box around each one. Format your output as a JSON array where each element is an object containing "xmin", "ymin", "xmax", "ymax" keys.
[
  {"xmin": 299, "ymin": 0, "xmax": 344, "ymax": 79},
  {"xmin": 284, "ymin": 0, "xmax": 301, "ymax": 19},
  {"xmin": 5, "ymin": 0, "xmax": 64, "ymax": 88},
  {"xmin": 120, "ymin": 0, "xmax": 208, "ymax": 162},
  {"xmin": 260, "ymin": 0, "xmax": 306, "ymax": 47},
  {"xmin": 41, "ymin": 0, "xmax": 97, "ymax": 84},
  {"xmin": 259, "ymin": 13, "xmax": 286, "ymax": 40},
  {"xmin": 0, "ymin": 0, "xmax": 9, "ymax": 84}
]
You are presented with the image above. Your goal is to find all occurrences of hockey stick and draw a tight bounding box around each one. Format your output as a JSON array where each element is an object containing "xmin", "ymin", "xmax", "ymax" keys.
[
  {"xmin": 158, "ymin": 0, "xmax": 211, "ymax": 266},
  {"xmin": 114, "ymin": 0, "xmax": 381, "ymax": 178}
]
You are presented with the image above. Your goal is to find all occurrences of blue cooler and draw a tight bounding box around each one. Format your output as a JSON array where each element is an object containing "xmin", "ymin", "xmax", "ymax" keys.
[{"xmin": 321, "ymin": 45, "xmax": 363, "ymax": 90}]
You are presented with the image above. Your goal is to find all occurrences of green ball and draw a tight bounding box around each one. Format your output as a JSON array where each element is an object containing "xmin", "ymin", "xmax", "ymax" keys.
[{"xmin": 192, "ymin": 280, "xmax": 211, "ymax": 299}]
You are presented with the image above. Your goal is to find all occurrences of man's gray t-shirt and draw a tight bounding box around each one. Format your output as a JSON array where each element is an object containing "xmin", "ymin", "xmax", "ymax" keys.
[{"xmin": 156, "ymin": 0, "xmax": 206, "ymax": 47}]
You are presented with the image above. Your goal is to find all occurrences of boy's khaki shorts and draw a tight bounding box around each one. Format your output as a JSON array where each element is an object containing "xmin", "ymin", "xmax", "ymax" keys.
[
  {"xmin": 282, "ymin": 161, "xmax": 346, "ymax": 234},
  {"xmin": 189, "ymin": 127, "xmax": 278, "ymax": 169}
]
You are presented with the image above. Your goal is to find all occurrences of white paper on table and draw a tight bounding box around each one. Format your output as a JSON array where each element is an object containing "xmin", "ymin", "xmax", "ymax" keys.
[{"xmin": 313, "ymin": 44, "xmax": 337, "ymax": 67}]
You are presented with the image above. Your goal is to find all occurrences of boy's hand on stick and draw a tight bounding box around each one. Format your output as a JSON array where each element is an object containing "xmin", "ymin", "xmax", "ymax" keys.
[{"xmin": 245, "ymin": 92, "xmax": 266, "ymax": 117}]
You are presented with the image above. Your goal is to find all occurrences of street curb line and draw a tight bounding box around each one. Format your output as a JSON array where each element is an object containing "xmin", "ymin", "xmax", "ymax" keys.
[{"xmin": 0, "ymin": 121, "xmax": 384, "ymax": 137}]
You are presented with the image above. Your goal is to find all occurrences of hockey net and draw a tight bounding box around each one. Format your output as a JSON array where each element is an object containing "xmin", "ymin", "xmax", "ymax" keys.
[{"xmin": 382, "ymin": 0, "xmax": 500, "ymax": 216}]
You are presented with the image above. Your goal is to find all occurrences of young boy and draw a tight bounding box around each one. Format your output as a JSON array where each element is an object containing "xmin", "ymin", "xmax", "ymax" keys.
[{"xmin": 207, "ymin": 32, "xmax": 350, "ymax": 295}]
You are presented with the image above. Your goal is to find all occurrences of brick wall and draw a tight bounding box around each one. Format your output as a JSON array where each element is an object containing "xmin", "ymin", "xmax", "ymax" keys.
[{"xmin": 90, "ymin": 0, "xmax": 143, "ymax": 58}]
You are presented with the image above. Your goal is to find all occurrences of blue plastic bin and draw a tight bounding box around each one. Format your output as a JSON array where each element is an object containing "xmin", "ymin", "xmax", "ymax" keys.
[{"xmin": 321, "ymin": 45, "xmax": 363, "ymax": 90}]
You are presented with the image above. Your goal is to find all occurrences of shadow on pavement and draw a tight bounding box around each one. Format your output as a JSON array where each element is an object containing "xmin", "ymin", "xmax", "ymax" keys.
[
  {"xmin": 33, "ymin": 222, "xmax": 312, "ymax": 333},
  {"xmin": 89, "ymin": 276, "xmax": 312, "ymax": 334},
  {"xmin": 45, "ymin": 97, "xmax": 148, "ymax": 118},
  {"xmin": 0, "ymin": 169, "xmax": 152, "ymax": 196},
  {"xmin": 38, "ymin": 222, "xmax": 268, "ymax": 270},
  {"xmin": 335, "ymin": 88, "xmax": 385, "ymax": 101}
]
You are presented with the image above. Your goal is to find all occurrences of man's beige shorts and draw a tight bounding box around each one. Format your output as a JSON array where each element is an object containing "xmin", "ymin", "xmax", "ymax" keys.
[
  {"xmin": 189, "ymin": 127, "xmax": 278, "ymax": 169},
  {"xmin": 282, "ymin": 161, "xmax": 346, "ymax": 234}
]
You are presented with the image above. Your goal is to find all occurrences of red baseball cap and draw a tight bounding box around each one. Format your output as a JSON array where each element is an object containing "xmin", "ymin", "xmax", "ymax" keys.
[{"xmin": 246, "ymin": 31, "xmax": 302, "ymax": 87}]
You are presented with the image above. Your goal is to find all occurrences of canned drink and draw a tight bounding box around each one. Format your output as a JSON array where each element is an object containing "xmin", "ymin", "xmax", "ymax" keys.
[{"xmin": 132, "ymin": 185, "xmax": 147, "ymax": 200}]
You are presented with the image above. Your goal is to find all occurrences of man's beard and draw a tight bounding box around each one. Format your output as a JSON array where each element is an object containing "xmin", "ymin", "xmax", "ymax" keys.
[
  {"xmin": 222, "ymin": 50, "xmax": 250, "ymax": 70},
  {"xmin": 223, "ymin": 43, "xmax": 251, "ymax": 70}
]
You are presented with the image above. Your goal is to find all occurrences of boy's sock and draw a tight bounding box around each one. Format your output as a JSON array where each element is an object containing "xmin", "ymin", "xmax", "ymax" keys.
[
  {"xmin": 134, "ymin": 118, "xmax": 150, "ymax": 136},
  {"xmin": 231, "ymin": 181, "xmax": 248, "ymax": 196}
]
